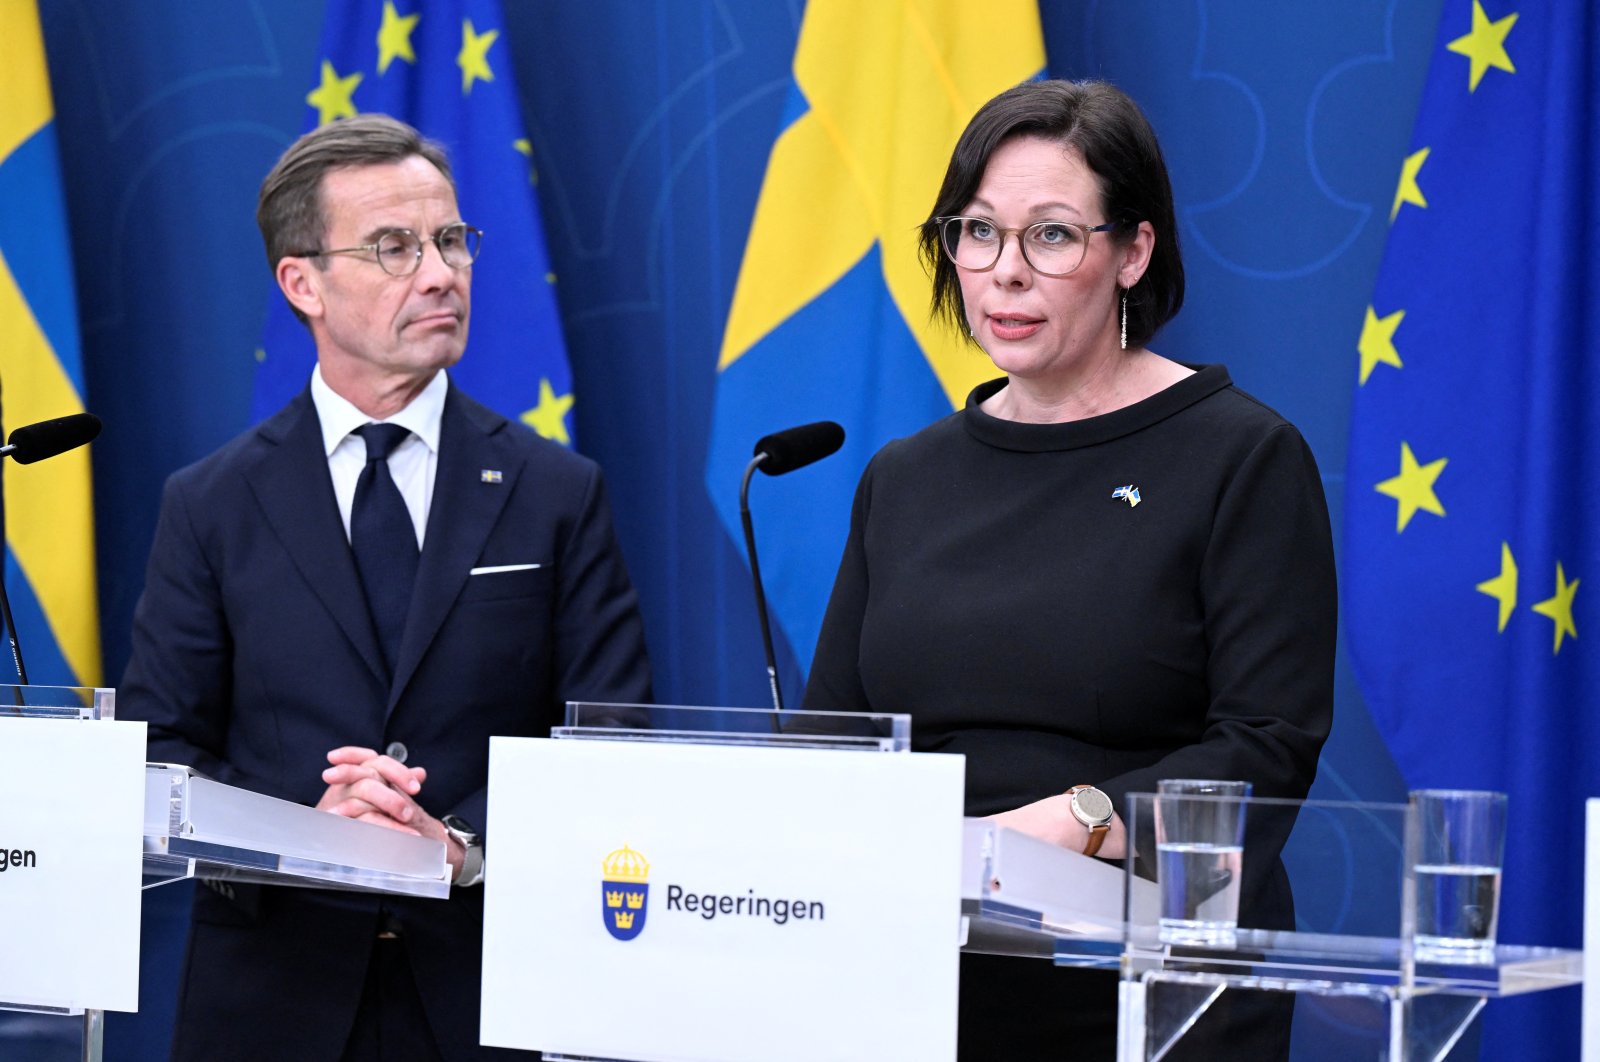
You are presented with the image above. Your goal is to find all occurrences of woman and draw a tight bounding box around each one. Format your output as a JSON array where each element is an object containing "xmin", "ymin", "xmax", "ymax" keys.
[{"xmin": 803, "ymin": 79, "xmax": 1335, "ymax": 1058}]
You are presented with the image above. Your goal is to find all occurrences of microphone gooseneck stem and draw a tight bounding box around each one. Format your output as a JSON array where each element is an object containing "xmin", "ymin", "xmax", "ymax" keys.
[
  {"xmin": 0, "ymin": 580, "xmax": 28, "ymax": 687},
  {"xmin": 740, "ymin": 454, "xmax": 784, "ymax": 713},
  {"xmin": 1, "ymin": 387, "xmax": 31, "ymax": 692}
]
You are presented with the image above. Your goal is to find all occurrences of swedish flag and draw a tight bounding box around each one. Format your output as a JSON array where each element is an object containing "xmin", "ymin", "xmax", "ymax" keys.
[
  {"xmin": 1346, "ymin": 2, "xmax": 1597, "ymax": 1054},
  {"xmin": 252, "ymin": 0, "xmax": 574, "ymax": 445},
  {"xmin": 705, "ymin": 1, "xmax": 1046, "ymax": 685},
  {"xmin": 0, "ymin": 2, "xmax": 101, "ymax": 688}
]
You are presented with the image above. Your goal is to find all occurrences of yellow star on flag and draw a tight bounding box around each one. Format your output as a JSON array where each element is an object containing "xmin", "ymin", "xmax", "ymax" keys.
[
  {"xmin": 514, "ymin": 137, "xmax": 538, "ymax": 184},
  {"xmin": 522, "ymin": 379, "xmax": 575, "ymax": 446},
  {"xmin": 1375, "ymin": 441, "xmax": 1447, "ymax": 533},
  {"xmin": 377, "ymin": 1, "xmax": 420, "ymax": 74},
  {"xmin": 1390, "ymin": 147, "xmax": 1430, "ymax": 222},
  {"xmin": 1447, "ymin": 1, "xmax": 1518, "ymax": 92},
  {"xmin": 1530, "ymin": 562, "xmax": 1578, "ymax": 654},
  {"xmin": 1475, "ymin": 542, "xmax": 1518, "ymax": 633},
  {"xmin": 457, "ymin": 19, "xmax": 499, "ymax": 95},
  {"xmin": 1358, "ymin": 306, "xmax": 1404, "ymax": 385},
  {"xmin": 307, "ymin": 60, "xmax": 363, "ymax": 126}
]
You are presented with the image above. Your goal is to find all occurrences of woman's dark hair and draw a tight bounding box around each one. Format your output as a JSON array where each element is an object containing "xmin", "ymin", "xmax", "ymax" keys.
[{"xmin": 920, "ymin": 79, "xmax": 1184, "ymax": 350}]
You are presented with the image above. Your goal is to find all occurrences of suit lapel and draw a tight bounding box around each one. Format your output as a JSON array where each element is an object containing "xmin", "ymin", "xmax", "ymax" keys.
[
  {"xmin": 244, "ymin": 392, "xmax": 388, "ymax": 685},
  {"xmin": 387, "ymin": 389, "xmax": 520, "ymax": 713}
]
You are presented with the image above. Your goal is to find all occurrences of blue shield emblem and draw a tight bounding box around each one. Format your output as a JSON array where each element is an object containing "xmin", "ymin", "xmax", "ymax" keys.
[{"xmin": 601, "ymin": 880, "xmax": 649, "ymax": 940}]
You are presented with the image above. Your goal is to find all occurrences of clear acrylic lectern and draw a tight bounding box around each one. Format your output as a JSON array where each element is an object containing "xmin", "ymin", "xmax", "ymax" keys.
[
  {"xmin": 928, "ymin": 791, "xmax": 1582, "ymax": 1059},
  {"xmin": 1107, "ymin": 793, "xmax": 1582, "ymax": 1060},
  {"xmin": 0, "ymin": 686, "xmax": 450, "ymax": 1062}
]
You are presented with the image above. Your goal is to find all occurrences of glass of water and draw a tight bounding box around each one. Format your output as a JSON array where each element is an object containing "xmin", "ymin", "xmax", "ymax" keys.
[
  {"xmin": 1154, "ymin": 779, "xmax": 1251, "ymax": 946},
  {"xmin": 1407, "ymin": 789, "xmax": 1507, "ymax": 961}
]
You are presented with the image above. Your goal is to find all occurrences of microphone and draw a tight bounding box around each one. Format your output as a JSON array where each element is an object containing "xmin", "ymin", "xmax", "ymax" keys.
[
  {"xmin": 740, "ymin": 421, "xmax": 846, "ymax": 712},
  {"xmin": 752, "ymin": 421, "xmax": 844, "ymax": 476},
  {"xmin": 0, "ymin": 411, "xmax": 102, "ymax": 686},
  {"xmin": 1, "ymin": 413, "xmax": 102, "ymax": 464}
]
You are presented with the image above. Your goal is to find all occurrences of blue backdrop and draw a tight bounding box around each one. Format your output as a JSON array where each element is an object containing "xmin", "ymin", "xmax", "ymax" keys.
[{"xmin": 24, "ymin": 1, "xmax": 1582, "ymax": 1058}]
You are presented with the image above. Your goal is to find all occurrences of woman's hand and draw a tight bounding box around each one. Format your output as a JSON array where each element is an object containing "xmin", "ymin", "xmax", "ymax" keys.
[{"xmin": 988, "ymin": 792, "xmax": 1127, "ymax": 859}]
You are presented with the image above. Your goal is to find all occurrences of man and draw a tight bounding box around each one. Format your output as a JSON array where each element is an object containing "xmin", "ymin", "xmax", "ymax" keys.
[{"xmin": 122, "ymin": 115, "xmax": 651, "ymax": 1060}]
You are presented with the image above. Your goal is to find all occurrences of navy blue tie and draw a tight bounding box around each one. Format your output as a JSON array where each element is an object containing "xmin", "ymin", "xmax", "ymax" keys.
[{"xmin": 351, "ymin": 424, "xmax": 419, "ymax": 678}]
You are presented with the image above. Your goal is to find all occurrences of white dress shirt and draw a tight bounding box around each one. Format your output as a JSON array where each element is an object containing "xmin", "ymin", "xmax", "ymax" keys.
[{"xmin": 310, "ymin": 366, "xmax": 447, "ymax": 548}]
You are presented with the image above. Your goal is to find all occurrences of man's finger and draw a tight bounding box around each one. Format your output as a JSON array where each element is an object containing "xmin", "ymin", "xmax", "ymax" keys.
[
  {"xmin": 362, "ymin": 755, "xmax": 424, "ymax": 795},
  {"xmin": 322, "ymin": 763, "xmax": 379, "ymax": 787},
  {"xmin": 346, "ymin": 777, "xmax": 416, "ymax": 822},
  {"xmin": 325, "ymin": 746, "xmax": 382, "ymax": 766}
]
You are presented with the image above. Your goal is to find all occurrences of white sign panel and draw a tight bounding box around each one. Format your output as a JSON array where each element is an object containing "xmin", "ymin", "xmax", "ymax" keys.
[
  {"xmin": 481, "ymin": 738, "xmax": 965, "ymax": 1061},
  {"xmin": 1585, "ymin": 798, "xmax": 1599, "ymax": 1061},
  {"xmin": 0, "ymin": 718, "xmax": 146, "ymax": 1011}
]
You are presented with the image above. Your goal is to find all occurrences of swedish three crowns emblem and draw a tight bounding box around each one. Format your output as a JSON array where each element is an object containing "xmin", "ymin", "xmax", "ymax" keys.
[{"xmin": 601, "ymin": 845, "xmax": 650, "ymax": 941}]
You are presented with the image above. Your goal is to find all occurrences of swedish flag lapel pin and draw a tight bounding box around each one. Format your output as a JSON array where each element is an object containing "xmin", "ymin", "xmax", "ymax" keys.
[
  {"xmin": 1112, "ymin": 484, "xmax": 1141, "ymax": 507},
  {"xmin": 480, "ymin": 469, "xmax": 503, "ymax": 484}
]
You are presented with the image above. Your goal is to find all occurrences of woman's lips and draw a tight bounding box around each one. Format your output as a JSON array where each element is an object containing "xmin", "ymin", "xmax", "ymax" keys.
[{"xmin": 988, "ymin": 314, "xmax": 1043, "ymax": 341}]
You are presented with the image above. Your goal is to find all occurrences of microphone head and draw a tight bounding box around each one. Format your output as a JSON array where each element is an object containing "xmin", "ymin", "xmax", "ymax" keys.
[
  {"xmin": 7, "ymin": 413, "xmax": 102, "ymax": 464},
  {"xmin": 753, "ymin": 421, "xmax": 845, "ymax": 476}
]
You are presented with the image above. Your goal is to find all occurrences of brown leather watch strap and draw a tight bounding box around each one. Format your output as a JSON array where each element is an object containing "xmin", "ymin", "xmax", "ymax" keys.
[{"xmin": 1067, "ymin": 784, "xmax": 1113, "ymax": 857}]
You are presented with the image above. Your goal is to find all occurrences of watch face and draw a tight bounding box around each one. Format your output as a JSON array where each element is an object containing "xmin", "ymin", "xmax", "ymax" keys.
[
  {"xmin": 442, "ymin": 815, "xmax": 478, "ymax": 842},
  {"xmin": 1074, "ymin": 787, "xmax": 1113, "ymax": 824}
]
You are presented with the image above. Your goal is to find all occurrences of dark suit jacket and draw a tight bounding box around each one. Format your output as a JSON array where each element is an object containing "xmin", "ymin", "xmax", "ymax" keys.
[{"xmin": 122, "ymin": 383, "xmax": 651, "ymax": 1061}]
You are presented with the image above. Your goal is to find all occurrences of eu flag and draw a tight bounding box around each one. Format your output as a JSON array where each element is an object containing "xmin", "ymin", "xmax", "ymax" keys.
[
  {"xmin": 0, "ymin": 1, "xmax": 101, "ymax": 688},
  {"xmin": 1345, "ymin": 2, "xmax": 1598, "ymax": 1055},
  {"xmin": 253, "ymin": 0, "xmax": 574, "ymax": 445},
  {"xmin": 705, "ymin": 0, "xmax": 1046, "ymax": 691}
]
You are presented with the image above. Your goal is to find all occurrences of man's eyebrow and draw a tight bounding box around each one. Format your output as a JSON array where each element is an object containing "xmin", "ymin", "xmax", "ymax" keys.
[
  {"xmin": 359, "ymin": 225, "xmax": 412, "ymax": 243},
  {"xmin": 357, "ymin": 221, "xmax": 466, "ymax": 242}
]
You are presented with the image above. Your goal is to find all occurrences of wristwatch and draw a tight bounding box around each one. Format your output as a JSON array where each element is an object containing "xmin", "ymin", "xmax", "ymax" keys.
[
  {"xmin": 1066, "ymin": 785, "xmax": 1113, "ymax": 857},
  {"xmin": 441, "ymin": 814, "xmax": 485, "ymax": 887}
]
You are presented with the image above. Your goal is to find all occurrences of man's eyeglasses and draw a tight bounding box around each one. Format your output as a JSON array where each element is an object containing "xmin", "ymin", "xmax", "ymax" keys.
[
  {"xmin": 935, "ymin": 216, "xmax": 1119, "ymax": 278},
  {"xmin": 294, "ymin": 222, "xmax": 484, "ymax": 276}
]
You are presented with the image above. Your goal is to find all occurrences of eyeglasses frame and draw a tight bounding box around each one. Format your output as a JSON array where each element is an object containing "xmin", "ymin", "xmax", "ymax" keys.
[
  {"xmin": 292, "ymin": 222, "xmax": 485, "ymax": 276},
  {"xmin": 934, "ymin": 215, "xmax": 1121, "ymax": 278}
]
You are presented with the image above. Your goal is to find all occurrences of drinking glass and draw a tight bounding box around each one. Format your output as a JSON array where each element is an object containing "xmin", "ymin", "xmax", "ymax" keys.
[{"xmin": 1154, "ymin": 779, "xmax": 1252, "ymax": 946}]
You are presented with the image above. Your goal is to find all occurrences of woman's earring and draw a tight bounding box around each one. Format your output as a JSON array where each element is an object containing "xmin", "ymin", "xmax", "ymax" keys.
[{"xmin": 1120, "ymin": 292, "xmax": 1129, "ymax": 351}]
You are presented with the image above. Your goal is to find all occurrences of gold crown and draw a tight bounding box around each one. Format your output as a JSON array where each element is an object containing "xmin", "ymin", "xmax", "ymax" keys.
[
  {"xmin": 614, "ymin": 910, "xmax": 635, "ymax": 929},
  {"xmin": 605, "ymin": 890, "xmax": 625, "ymax": 908},
  {"xmin": 601, "ymin": 844, "xmax": 650, "ymax": 883},
  {"xmin": 625, "ymin": 890, "xmax": 644, "ymax": 909}
]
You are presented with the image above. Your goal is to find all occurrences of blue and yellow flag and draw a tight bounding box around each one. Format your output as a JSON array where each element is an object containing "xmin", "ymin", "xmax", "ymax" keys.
[
  {"xmin": 1347, "ymin": 2, "xmax": 1597, "ymax": 1054},
  {"xmin": 0, "ymin": 2, "xmax": 101, "ymax": 687},
  {"xmin": 705, "ymin": 1, "xmax": 1045, "ymax": 683},
  {"xmin": 253, "ymin": 0, "xmax": 574, "ymax": 445}
]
